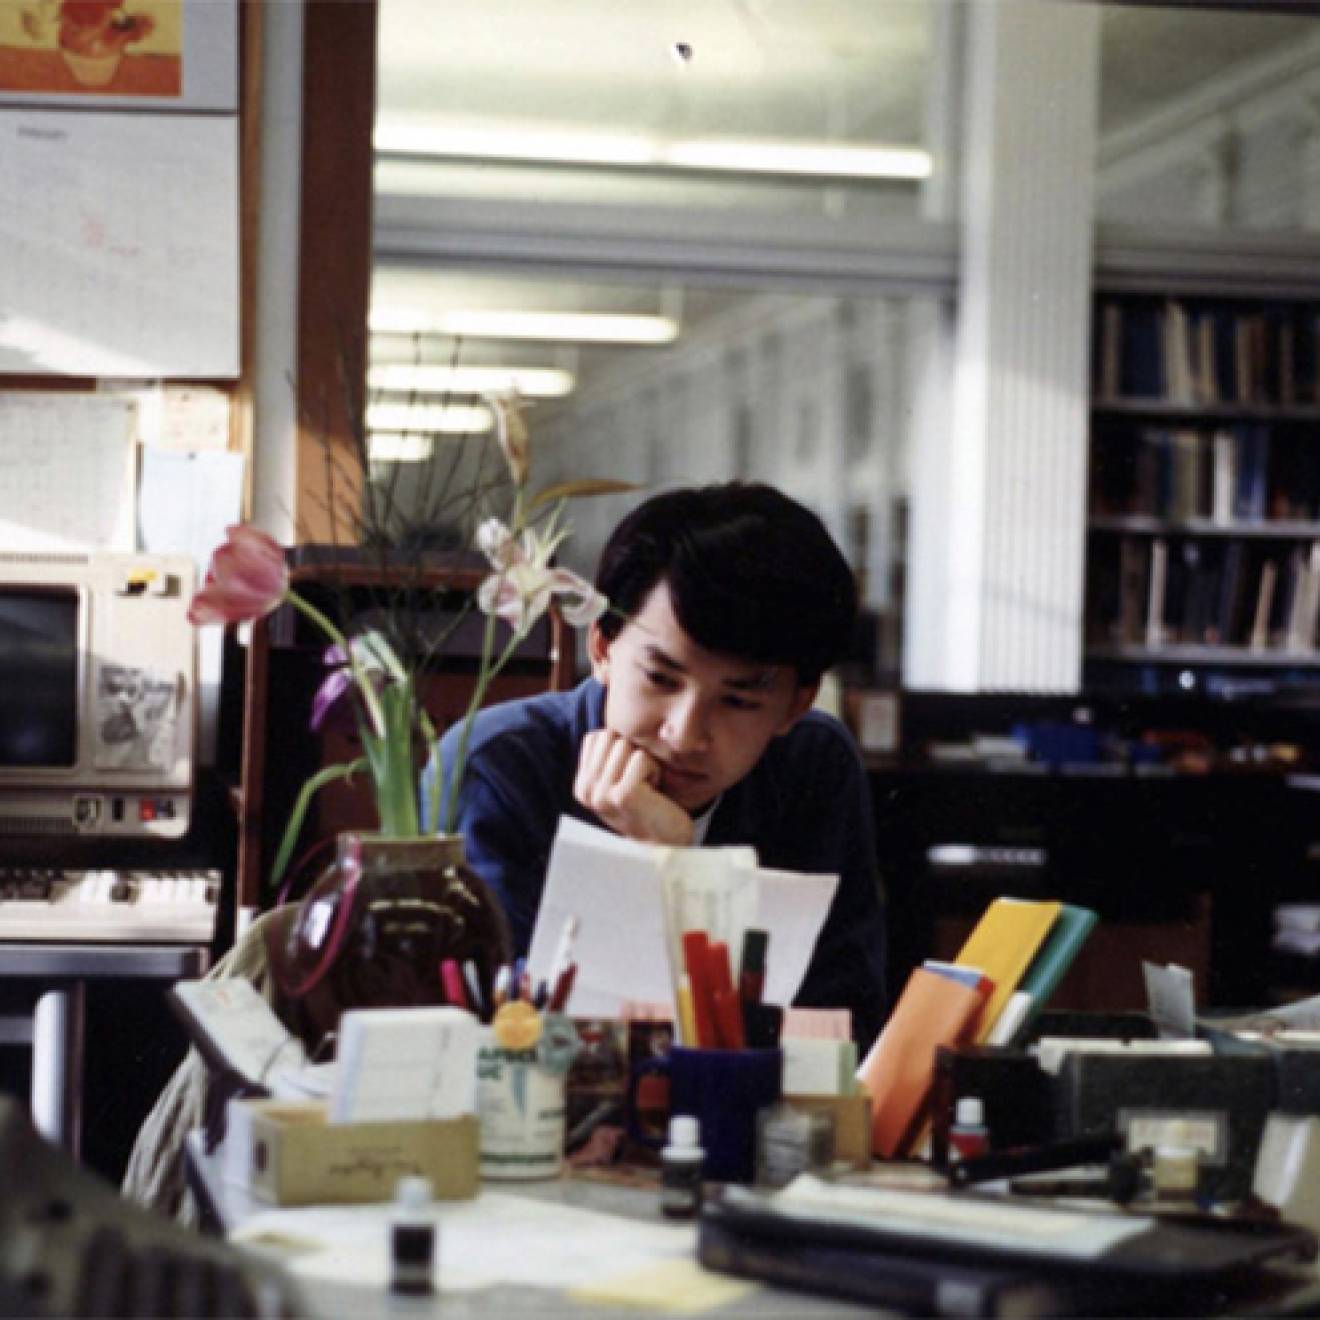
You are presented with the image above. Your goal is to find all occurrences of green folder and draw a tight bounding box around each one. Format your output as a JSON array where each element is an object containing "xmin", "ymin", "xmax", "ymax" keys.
[{"xmin": 1009, "ymin": 903, "xmax": 1099, "ymax": 1043}]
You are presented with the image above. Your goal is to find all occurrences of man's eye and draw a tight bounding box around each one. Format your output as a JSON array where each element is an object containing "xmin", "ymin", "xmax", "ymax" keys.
[
  {"xmin": 643, "ymin": 668, "xmax": 678, "ymax": 689},
  {"xmin": 724, "ymin": 695, "xmax": 761, "ymax": 712}
]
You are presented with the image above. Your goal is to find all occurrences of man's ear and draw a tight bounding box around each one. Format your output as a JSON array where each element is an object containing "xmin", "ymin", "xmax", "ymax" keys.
[
  {"xmin": 775, "ymin": 681, "xmax": 820, "ymax": 736},
  {"xmin": 587, "ymin": 620, "xmax": 612, "ymax": 683}
]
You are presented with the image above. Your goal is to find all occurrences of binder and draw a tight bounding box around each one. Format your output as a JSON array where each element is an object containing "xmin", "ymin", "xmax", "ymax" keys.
[
  {"xmin": 701, "ymin": 1179, "xmax": 1318, "ymax": 1316},
  {"xmin": 855, "ymin": 965, "xmax": 989, "ymax": 1158},
  {"xmin": 954, "ymin": 898, "xmax": 1062, "ymax": 1044},
  {"xmin": 1005, "ymin": 904, "xmax": 1099, "ymax": 1045}
]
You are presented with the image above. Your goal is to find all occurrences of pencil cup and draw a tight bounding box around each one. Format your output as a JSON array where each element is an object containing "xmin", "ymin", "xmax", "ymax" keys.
[
  {"xmin": 475, "ymin": 1018, "xmax": 577, "ymax": 1180},
  {"xmin": 627, "ymin": 1046, "xmax": 782, "ymax": 1183}
]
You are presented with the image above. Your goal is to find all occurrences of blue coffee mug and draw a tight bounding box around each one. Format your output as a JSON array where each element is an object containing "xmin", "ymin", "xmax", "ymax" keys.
[{"xmin": 628, "ymin": 1046, "xmax": 782, "ymax": 1183}]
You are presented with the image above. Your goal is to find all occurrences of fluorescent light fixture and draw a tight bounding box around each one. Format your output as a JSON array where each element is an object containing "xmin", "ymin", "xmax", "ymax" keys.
[
  {"xmin": 665, "ymin": 139, "xmax": 931, "ymax": 181},
  {"xmin": 365, "ymin": 401, "xmax": 494, "ymax": 433},
  {"xmin": 367, "ymin": 432, "xmax": 434, "ymax": 463},
  {"xmin": 377, "ymin": 123, "xmax": 654, "ymax": 167},
  {"xmin": 370, "ymin": 308, "xmax": 680, "ymax": 344},
  {"xmin": 376, "ymin": 122, "xmax": 932, "ymax": 183},
  {"xmin": 368, "ymin": 364, "xmax": 575, "ymax": 397}
]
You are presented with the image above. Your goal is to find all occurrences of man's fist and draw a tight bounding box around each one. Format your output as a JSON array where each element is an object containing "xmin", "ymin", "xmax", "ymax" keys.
[{"xmin": 573, "ymin": 729, "xmax": 695, "ymax": 846}]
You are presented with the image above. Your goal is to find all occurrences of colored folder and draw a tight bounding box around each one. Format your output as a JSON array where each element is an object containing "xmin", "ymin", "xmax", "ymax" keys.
[
  {"xmin": 954, "ymin": 897, "xmax": 1062, "ymax": 1045},
  {"xmin": 1011, "ymin": 903, "xmax": 1099, "ymax": 1038},
  {"xmin": 855, "ymin": 965, "xmax": 990, "ymax": 1158}
]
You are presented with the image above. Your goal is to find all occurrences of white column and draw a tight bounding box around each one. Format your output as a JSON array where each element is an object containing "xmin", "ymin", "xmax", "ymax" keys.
[
  {"xmin": 906, "ymin": 0, "xmax": 1099, "ymax": 691},
  {"xmin": 251, "ymin": 0, "xmax": 305, "ymax": 543}
]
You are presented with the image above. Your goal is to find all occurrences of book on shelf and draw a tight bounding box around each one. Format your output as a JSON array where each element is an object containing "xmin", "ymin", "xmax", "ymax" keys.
[
  {"xmin": 1145, "ymin": 536, "xmax": 1168, "ymax": 648},
  {"xmin": 1249, "ymin": 558, "xmax": 1278, "ymax": 652}
]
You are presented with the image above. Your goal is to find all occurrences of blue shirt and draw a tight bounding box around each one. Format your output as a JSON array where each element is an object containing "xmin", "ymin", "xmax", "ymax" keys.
[{"xmin": 432, "ymin": 678, "xmax": 887, "ymax": 1048}]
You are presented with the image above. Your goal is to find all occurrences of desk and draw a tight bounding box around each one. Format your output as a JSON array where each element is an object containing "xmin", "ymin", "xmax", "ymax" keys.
[
  {"xmin": 185, "ymin": 1132, "xmax": 866, "ymax": 1318},
  {"xmin": 0, "ymin": 943, "xmax": 208, "ymax": 1156}
]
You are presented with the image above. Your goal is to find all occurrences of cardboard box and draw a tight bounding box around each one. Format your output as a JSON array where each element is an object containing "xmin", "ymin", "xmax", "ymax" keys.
[
  {"xmin": 239, "ymin": 1100, "xmax": 480, "ymax": 1206},
  {"xmin": 785, "ymin": 1092, "xmax": 872, "ymax": 1169}
]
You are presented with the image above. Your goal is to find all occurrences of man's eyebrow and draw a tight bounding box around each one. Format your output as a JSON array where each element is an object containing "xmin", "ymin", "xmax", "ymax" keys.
[{"xmin": 642, "ymin": 644, "xmax": 687, "ymax": 673}]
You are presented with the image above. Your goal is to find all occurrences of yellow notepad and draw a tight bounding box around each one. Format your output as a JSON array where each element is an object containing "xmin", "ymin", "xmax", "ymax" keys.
[{"xmin": 954, "ymin": 897, "xmax": 1062, "ymax": 1044}]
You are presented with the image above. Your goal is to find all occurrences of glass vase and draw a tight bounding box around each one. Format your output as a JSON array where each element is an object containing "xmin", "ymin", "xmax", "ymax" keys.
[{"xmin": 272, "ymin": 832, "xmax": 511, "ymax": 1042}]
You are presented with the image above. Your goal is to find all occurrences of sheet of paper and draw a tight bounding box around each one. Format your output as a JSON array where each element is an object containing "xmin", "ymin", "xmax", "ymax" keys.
[
  {"xmin": 0, "ymin": 109, "xmax": 238, "ymax": 377},
  {"xmin": 172, "ymin": 979, "xmax": 306, "ymax": 1086},
  {"xmin": 234, "ymin": 1191, "xmax": 694, "ymax": 1294},
  {"xmin": 527, "ymin": 817, "xmax": 838, "ymax": 1018},
  {"xmin": 1142, "ymin": 960, "xmax": 1196, "ymax": 1038},
  {"xmin": 0, "ymin": 393, "xmax": 136, "ymax": 551},
  {"xmin": 754, "ymin": 868, "xmax": 839, "ymax": 1007}
]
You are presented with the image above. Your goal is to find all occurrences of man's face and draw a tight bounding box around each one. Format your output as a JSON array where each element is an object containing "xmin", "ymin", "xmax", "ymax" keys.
[{"xmin": 588, "ymin": 582, "xmax": 816, "ymax": 812}]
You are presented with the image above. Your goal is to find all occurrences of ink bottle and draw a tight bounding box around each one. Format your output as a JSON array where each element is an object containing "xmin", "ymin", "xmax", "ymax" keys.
[
  {"xmin": 948, "ymin": 1096, "xmax": 990, "ymax": 1162},
  {"xmin": 390, "ymin": 1175, "xmax": 435, "ymax": 1295},
  {"xmin": 660, "ymin": 1115, "xmax": 705, "ymax": 1219}
]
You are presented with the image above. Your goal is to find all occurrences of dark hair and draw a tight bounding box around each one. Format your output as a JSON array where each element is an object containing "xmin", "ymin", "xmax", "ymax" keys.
[{"xmin": 594, "ymin": 482, "xmax": 857, "ymax": 683}]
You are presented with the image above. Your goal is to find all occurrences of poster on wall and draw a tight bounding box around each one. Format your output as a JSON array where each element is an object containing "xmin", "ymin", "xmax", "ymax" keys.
[
  {"xmin": 0, "ymin": 0, "xmax": 236, "ymax": 111},
  {"xmin": 0, "ymin": 108, "xmax": 239, "ymax": 377}
]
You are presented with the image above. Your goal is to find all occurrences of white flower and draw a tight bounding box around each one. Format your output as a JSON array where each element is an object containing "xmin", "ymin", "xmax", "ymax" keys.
[
  {"xmin": 485, "ymin": 392, "xmax": 531, "ymax": 488},
  {"xmin": 477, "ymin": 520, "xmax": 607, "ymax": 638}
]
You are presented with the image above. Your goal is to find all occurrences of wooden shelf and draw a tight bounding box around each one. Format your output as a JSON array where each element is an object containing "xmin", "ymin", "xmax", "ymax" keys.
[
  {"xmin": 1089, "ymin": 516, "xmax": 1320, "ymax": 539},
  {"xmin": 1093, "ymin": 397, "xmax": 1320, "ymax": 423},
  {"xmin": 1087, "ymin": 644, "xmax": 1320, "ymax": 668}
]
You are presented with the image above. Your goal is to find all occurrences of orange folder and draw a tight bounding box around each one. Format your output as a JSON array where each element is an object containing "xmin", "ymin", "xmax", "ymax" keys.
[
  {"xmin": 954, "ymin": 897, "xmax": 1062, "ymax": 1044},
  {"xmin": 855, "ymin": 966, "xmax": 989, "ymax": 1159}
]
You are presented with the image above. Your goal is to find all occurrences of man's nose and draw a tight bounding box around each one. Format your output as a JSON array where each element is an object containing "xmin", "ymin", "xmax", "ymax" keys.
[{"xmin": 662, "ymin": 695, "xmax": 709, "ymax": 752}]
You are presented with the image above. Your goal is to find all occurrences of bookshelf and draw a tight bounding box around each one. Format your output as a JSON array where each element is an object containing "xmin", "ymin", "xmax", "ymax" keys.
[{"xmin": 1085, "ymin": 293, "xmax": 1320, "ymax": 694}]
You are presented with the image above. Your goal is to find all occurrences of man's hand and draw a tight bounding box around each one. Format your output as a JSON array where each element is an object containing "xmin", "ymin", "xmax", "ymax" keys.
[{"xmin": 573, "ymin": 730, "xmax": 695, "ymax": 846}]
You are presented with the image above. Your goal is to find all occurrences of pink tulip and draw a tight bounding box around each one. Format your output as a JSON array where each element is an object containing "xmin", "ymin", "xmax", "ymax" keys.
[{"xmin": 188, "ymin": 524, "xmax": 289, "ymax": 626}]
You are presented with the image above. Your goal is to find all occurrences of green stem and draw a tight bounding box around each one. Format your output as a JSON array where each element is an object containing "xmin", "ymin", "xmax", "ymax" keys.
[
  {"xmin": 441, "ymin": 605, "xmax": 527, "ymax": 834},
  {"xmin": 286, "ymin": 589, "xmax": 389, "ymax": 740}
]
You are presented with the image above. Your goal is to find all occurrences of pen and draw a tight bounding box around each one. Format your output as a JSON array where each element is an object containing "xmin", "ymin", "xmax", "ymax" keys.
[
  {"xmin": 462, "ymin": 959, "xmax": 484, "ymax": 1020},
  {"xmin": 493, "ymin": 965, "xmax": 511, "ymax": 1009},
  {"xmin": 681, "ymin": 931, "xmax": 717, "ymax": 1049},
  {"xmin": 738, "ymin": 929, "xmax": 768, "ymax": 1007},
  {"xmin": 440, "ymin": 959, "xmax": 470, "ymax": 1012},
  {"xmin": 547, "ymin": 962, "xmax": 577, "ymax": 1013},
  {"xmin": 948, "ymin": 1133, "xmax": 1122, "ymax": 1188},
  {"xmin": 512, "ymin": 957, "xmax": 527, "ymax": 1001}
]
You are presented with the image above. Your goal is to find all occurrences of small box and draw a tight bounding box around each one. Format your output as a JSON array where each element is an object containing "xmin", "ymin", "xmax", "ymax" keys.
[
  {"xmin": 784, "ymin": 1092, "xmax": 872, "ymax": 1169},
  {"xmin": 238, "ymin": 1099, "xmax": 480, "ymax": 1206}
]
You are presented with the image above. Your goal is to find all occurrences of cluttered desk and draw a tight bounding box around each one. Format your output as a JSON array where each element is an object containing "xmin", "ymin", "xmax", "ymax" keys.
[{"xmin": 142, "ymin": 818, "xmax": 1320, "ymax": 1319}]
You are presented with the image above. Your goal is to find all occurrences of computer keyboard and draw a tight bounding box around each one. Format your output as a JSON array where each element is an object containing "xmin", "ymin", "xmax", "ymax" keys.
[{"xmin": 0, "ymin": 869, "xmax": 220, "ymax": 942}]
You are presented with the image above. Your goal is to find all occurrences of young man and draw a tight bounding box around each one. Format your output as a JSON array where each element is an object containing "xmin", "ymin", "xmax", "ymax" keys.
[{"xmin": 436, "ymin": 482, "xmax": 887, "ymax": 1048}]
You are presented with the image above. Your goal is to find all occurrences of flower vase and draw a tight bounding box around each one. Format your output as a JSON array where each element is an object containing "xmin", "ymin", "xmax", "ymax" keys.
[{"xmin": 272, "ymin": 831, "xmax": 511, "ymax": 1041}]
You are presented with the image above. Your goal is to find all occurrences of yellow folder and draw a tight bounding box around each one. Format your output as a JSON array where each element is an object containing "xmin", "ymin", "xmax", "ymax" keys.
[{"xmin": 954, "ymin": 897, "xmax": 1062, "ymax": 1044}]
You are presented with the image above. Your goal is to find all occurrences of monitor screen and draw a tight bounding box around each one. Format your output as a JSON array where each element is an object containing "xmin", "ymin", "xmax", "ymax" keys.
[{"xmin": 0, "ymin": 589, "xmax": 78, "ymax": 769}]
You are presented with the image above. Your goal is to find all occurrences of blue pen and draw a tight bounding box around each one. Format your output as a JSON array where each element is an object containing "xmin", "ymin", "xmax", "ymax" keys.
[{"xmin": 512, "ymin": 957, "xmax": 527, "ymax": 1001}]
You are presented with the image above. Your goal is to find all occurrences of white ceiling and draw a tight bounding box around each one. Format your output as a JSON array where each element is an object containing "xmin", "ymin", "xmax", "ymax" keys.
[{"xmin": 369, "ymin": 2, "xmax": 1319, "ymax": 419}]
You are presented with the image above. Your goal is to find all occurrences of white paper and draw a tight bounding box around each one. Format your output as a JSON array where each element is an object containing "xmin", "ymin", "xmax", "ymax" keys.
[
  {"xmin": 527, "ymin": 816, "xmax": 837, "ymax": 1018},
  {"xmin": 1142, "ymin": 960, "xmax": 1197, "ymax": 1038},
  {"xmin": 0, "ymin": 109, "xmax": 239, "ymax": 377},
  {"xmin": 172, "ymin": 979, "xmax": 306, "ymax": 1087},
  {"xmin": 234, "ymin": 1190, "xmax": 693, "ymax": 1294},
  {"xmin": 0, "ymin": 393, "xmax": 135, "ymax": 551},
  {"xmin": 137, "ymin": 446, "xmax": 245, "ymax": 565},
  {"xmin": 330, "ymin": 1007, "xmax": 477, "ymax": 1123}
]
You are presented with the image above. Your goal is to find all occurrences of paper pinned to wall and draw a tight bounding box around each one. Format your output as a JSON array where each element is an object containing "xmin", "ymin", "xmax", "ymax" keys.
[
  {"xmin": 0, "ymin": 392, "xmax": 136, "ymax": 551},
  {"xmin": 0, "ymin": 109, "xmax": 239, "ymax": 377}
]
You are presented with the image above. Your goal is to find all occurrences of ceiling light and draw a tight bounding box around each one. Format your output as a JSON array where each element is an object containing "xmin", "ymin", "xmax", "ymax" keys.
[
  {"xmin": 375, "ymin": 123, "xmax": 932, "ymax": 183},
  {"xmin": 663, "ymin": 139, "xmax": 931, "ymax": 181},
  {"xmin": 365, "ymin": 402, "xmax": 494, "ymax": 433},
  {"xmin": 369, "ymin": 309, "xmax": 680, "ymax": 344},
  {"xmin": 376, "ymin": 123, "xmax": 654, "ymax": 167},
  {"xmin": 367, "ymin": 433, "xmax": 434, "ymax": 463},
  {"xmin": 367, "ymin": 364, "xmax": 575, "ymax": 397}
]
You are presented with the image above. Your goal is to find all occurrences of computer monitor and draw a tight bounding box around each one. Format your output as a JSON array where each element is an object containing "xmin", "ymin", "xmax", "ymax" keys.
[{"xmin": 0, "ymin": 551, "xmax": 197, "ymax": 839}]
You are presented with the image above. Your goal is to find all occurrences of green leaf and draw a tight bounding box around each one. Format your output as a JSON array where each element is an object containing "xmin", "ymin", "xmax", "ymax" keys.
[
  {"xmin": 528, "ymin": 478, "xmax": 639, "ymax": 512},
  {"xmin": 270, "ymin": 758, "xmax": 369, "ymax": 892}
]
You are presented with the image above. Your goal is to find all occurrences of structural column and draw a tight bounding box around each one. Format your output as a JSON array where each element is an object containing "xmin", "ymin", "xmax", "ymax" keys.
[{"xmin": 906, "ymin": 1, "xmax": 1099, "ymax": 691}]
